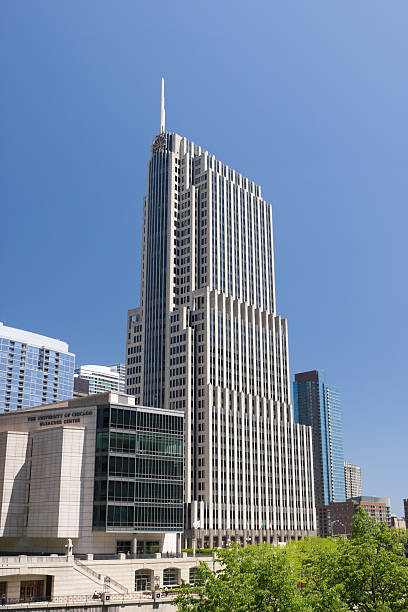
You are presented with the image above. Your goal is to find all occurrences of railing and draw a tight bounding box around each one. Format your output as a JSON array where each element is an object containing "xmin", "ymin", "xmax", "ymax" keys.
[
  {"xmin": 3, "ymin": 596, "xmax": 50, "ymax": 605},
  {"xmin": 0, "ymin": 552, "xmax": 64, "ymax": 557},
  {"xmin": 106, "ymin": 576, "xmax": 128, "ymax": 593},
  {"xmin": 0, "ymin": 556, "xmax": 21, "ymax": 566},
  {"xmin": 73, "ymin": 559, "xmax": 102, "ymax": 581},
  {"xmin": 0, "ymin": 552, "xmax": 186, "ymax": 564},
  {"xmin": 74, "ymin": 559, "xmax": 128, "ymax": 593},
  {"xmin": 0, "ymin": 555, "xmax": 71, "ymax": 566},
  {"xmin": 2, "ymin": 592, "xmax": 180, "ymax": 605},
  {"xmin": 97, "ymin": 553, "xmax": 159, "ymax": 559},
  {"xmin": 27, "ymin": 556, "xmax": 71, "ymax": 564}
]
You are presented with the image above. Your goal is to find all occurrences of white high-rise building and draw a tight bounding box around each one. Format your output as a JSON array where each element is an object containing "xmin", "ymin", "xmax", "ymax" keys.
[
  {"xmin": 126, "ymin": 81, "xmax": 316, "ymax": 546},
  {"xmin": 75, "ymin": 364, "xmax": 125, "ymax": 395},
  {"xmin": 344, "ymin": 462, "xmax": 362, "ymax": 499}
]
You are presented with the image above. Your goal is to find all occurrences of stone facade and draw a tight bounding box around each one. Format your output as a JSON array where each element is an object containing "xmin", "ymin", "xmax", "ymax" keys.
[
  {"xmin": 0, "ymin": 393, "xmax": 183, "ymax": 555},
  {"xmin": 0, "ymin": 553, "xmax": 210, "ymax": 603},
  {"xmin": 126, "ymin": 111, "xmax": 317, "ymax": 544}
]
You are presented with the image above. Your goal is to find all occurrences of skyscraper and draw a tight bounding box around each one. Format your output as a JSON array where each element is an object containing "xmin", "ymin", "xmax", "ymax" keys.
[
  {"xmin": 0, "ymin": 322, "xmax": 75, "ymax": 412},
  {"xmin": 293, "ymin": 370, "xmax": 345, "ymax": 507},
  {"xmin": 126, "ymin": 80, "xmax": 316, "ymax": 546},
  {"xmin": 344, "ymin": 461, "xmax": 362, "ymax": 499},
  {"xmin": 74, "ymin": 364, "xmax": 126, "ymax": 395}
]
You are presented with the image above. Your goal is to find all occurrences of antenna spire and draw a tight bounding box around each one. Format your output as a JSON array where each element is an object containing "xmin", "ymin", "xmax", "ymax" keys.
[{"xmin": 160, "ymin": 77, "xmax": 165, "ymax": 133}]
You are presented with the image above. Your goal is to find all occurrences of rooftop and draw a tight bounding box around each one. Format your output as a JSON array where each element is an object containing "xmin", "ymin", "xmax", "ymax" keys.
[
  {"xmin": 0, "ymin": 322, "xmax": 72, "ymax": 354},
  {"xmin": 0, "ymin": 392, "xmax": 184, "ymax": 418}
]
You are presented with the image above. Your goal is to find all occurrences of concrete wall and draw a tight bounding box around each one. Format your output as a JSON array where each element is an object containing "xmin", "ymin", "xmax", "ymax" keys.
[
  {"xmin": 58, "ymin": 427, "xmax": 85, "ymax": 538},
  {"xmin": 0, "ymin": 431, "xmax": 28, "ymax": 537},
  {"xmin": 0, "ymin": 532, "xmax": 180, "ymax": 556},
  {"xmin": 27, "ymin": 428, "xmax": 64, "ymax": 538},
  {"xmin": 27, "ymin": 427, "xmax": 88, "ymax": 539},
  {"xmin": 0, "ymin": 555, "xmax": 209, "ymax": 596}
]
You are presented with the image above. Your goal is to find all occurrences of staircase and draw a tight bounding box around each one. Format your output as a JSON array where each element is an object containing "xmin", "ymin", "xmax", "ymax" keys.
[{"xmin": 73, "ymin": 559, "xmax": 128, "ymax": 593}]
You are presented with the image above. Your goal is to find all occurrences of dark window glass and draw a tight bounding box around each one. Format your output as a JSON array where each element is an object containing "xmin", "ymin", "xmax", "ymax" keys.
[
  {"xmin": 110, "ymin": 432, "xmax": 136, "ymax": 453},
  {"xmin": 93, "ymin": 504, "xmax": 106, "ymax": 528},
  {"xmin": 97, "ymin": 406, "xmax": 110, "ymax": 429},
  {"xmin": 94, "ymin": 479, "xmax": 107, "ymax": 501},
  {"xmin": 107, "ymin": 505, "xmax": 135, "ymax": 527},
  {"xmin": 108, "ymin": 480, "xmax": 134, "ymax": 501},
  {"xmin": 109, "ymin": 456, "xmax": 135, "ymax": 477},
  {"xmin": 95, "ymin": 455, "xmax": 108, "ymax": 477},
  {"xmin": 96, "ymin": 432, "xmax": 109, "ymax": 452}
]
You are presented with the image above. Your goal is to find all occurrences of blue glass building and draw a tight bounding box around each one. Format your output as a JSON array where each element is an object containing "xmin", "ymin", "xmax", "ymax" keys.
[
  {"xmin": 293, "ymin": 370, "xmax": 345, "ymax": 506},
  {"xmin": 0, "ymin": 322, "xmax": 75, "ymax": 412}
]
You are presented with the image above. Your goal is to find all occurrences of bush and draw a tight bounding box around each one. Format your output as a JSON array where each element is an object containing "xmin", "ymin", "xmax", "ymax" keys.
[{"xmin": 181, "ymin": 547, "xmax": 218, "ymax": 555}]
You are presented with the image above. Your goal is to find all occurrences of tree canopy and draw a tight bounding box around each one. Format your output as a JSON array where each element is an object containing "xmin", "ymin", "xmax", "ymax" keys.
[{"xmin": 176, "ymin": 508, "xmax": 408, "ymax": 611}]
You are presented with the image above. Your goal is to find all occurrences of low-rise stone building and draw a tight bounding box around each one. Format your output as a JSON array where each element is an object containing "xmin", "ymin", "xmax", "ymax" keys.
[{"xmin": 0, "ymin": 393, "xmax": 184, "ymax": 556}]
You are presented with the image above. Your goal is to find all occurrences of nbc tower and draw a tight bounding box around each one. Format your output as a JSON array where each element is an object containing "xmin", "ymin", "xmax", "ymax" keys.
[{"xmin": 126, "ymin": 80, "xmax": 316, "ymax": 546}]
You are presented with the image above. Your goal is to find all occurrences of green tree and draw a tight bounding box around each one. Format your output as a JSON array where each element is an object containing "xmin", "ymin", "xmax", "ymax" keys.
[
  {"xmin": 334, "ymin": 507, "xmax": 408, "ymax": 611},
  {"xmin": 286, "ymin": 536, "xmax": 348, "ymax": 612},
  {"xmin": 175, "ymin": 543, "xmax": 310, "ymax": 611},
  {"xmin": 176, "ymin": 510, "xmax": 408, "ymax": 611}
]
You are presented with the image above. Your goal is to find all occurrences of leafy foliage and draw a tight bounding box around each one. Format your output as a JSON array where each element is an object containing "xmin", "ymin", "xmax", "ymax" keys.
[
  {"xmin": 176, "ymin": 544, "xmax": 307, "ymax": 611},
  {"xmin": 176, "ymin": 509, "xmax": 408, "ymax": 611},
  {"xmin": 335, "ymin": 507, "xmax": 408, "ymax": 611}
]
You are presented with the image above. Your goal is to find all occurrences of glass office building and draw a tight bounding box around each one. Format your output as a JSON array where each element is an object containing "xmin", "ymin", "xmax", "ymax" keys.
[
  {"xmin": 293, "ymin": 370, "xmax": 346, "ymax": 506},
  {"xmin": 93, "ymin": 401, "xmax": 184, "ymax": 533},
  {"xmin": 0, "ymin": 322, "xmax": 75, "ymax": 412}
]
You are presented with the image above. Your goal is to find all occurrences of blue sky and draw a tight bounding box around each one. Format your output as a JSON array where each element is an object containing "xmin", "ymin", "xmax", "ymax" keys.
[{"xmin": 1, "ymin": 1, "xmax": 407, "ymax": 514}]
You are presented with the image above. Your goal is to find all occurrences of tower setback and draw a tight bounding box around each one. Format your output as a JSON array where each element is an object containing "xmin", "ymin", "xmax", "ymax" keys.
[{"xmin": 126, "ymin": 82, "xmax": 316, "ymax": 545}]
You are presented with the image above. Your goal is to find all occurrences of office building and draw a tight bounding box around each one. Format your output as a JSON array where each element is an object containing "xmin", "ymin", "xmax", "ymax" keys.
[
  {"xmin": 0, "ymin": 322, "xmax": 75, "ymax": 413},
  {"xmin": 113, "ymin": 363, "xmax": 126, "ymax": 390},
  {"xmin": 351, "ymin": 495, "xmax": 390, "ymax": 527},
  {"xmin": 74, "ymin": 364, "xmax": 126, "ymax": 395},
  {"xmin": 403, "ymin": 499, "xmax": 408, "ymax": 527},
  {"xmin": 73, "ymin": 376, "xmax": 90, "ymax": 397},
  {"xmin": 390, "ymin": 516, "xmax": 406, "ymax": 529},
  {"xmin": 0, "ymin": 392, "xmax": 184, "ymax": 555},
  {"xmin": 344, "ymin": 461, "xmax": 362, "ymax": 499},
  {"xmin": 319, "ymin": 495, "xmax": 391, "ymax": 538},
  {"xmin": 293, "ymin": 370, "xmax": 345, "ymax": 507},
  {"xmin": 126, "ymin": 80, "xmax": 316, "ymax": 546}
]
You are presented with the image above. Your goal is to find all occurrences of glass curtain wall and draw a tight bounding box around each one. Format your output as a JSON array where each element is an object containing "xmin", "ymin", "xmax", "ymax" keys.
[{"xmin": 93, "ymin": 403, "xmax": 184, "ymax": 531}]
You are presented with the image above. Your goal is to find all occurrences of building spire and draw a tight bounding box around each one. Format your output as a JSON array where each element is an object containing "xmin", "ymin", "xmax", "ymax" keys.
[{"xmin": 160, "ymin": 77, "xmax": 165, "ymax": 133}]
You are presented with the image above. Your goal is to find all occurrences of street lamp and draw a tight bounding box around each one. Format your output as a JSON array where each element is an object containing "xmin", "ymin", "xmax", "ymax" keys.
[
  {"xmin": 104, "ymin": 576, "xmax": 110, "ymax": 594},
  {"xmin": 153, "ymin": 575, "xmax": 160, "ymax": 602}
]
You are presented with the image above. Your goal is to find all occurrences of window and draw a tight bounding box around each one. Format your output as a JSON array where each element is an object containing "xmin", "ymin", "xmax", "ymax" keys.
[
  {"xmin": 110, "ymin": 432, "xmax": 136, "ymax": 453},
  {"xmin": 189, "ymin": 567, "xmax": 202, "ymax": 585},
  {"xmin": 116, "ymin": 541, "xmax": 131, "ymax": 554},
  {"xmin": 163, "ymin": 568, "xmax": 179, "ymax": 586},
  {"xmin": 135, "ymin": 570, "xmax": 152, "ymax": 591}
]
